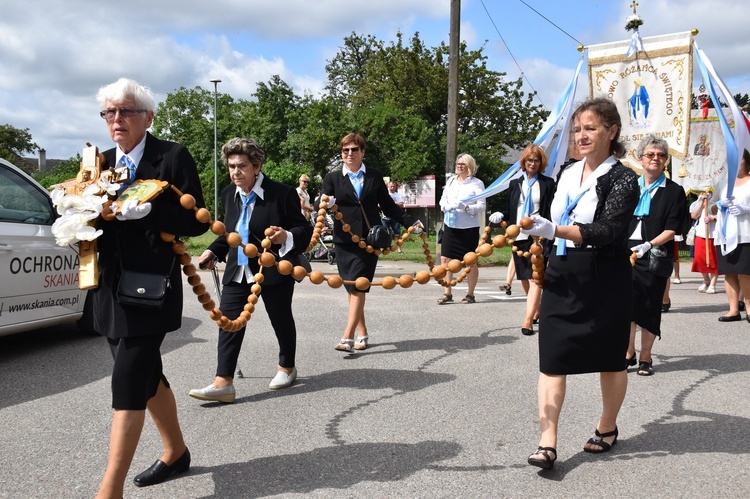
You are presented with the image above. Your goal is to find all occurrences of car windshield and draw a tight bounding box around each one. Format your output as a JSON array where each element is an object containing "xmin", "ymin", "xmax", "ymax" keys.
[{"xmin": 0, "ymin": 166, "xmax": 54, "ymax": 225}]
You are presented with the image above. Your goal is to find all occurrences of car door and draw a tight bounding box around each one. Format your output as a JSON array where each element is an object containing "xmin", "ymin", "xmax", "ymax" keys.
[{"xmin": 0, "ymin": 159, "xmax": 86, "ymax": 336}]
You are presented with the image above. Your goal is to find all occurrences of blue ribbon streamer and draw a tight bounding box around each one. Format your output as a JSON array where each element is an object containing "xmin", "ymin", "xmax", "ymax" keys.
[{"xmin": 461, "ymin": 57, "xmax": 584, "ymax": 204}]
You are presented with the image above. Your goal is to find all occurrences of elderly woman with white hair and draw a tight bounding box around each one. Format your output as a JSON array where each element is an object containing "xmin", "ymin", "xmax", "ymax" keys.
[
  {"xmin": 92, "ymin": 78, "xmax": 209, "ymax": 497},
  {"xmin": 437, "ymin": 153, "xmax": 486, "ymax": 304}
]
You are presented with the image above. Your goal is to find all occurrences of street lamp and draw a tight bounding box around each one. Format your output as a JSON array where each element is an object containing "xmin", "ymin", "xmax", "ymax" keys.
[{"xmin": 210, "ymin": 79, "xmax": 221, "ymax": 221}]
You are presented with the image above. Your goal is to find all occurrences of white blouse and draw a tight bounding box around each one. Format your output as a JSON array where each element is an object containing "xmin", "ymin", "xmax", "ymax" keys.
[{"xmin": 550, "ymin": 156, "xmax": 617, "ymax": 249}]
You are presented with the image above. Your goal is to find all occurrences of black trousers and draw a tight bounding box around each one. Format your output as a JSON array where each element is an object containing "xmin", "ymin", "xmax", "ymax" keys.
[{"xmin": 216, "ymin": 280, "xmax": 297, "ymax": 376}]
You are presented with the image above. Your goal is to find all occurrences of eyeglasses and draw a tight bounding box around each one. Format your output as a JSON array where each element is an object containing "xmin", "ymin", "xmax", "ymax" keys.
[
  {"xmin": 643, "ymin": 152, "xmax": 668, "ymax": 160},
  {"xmin": 301, "ymin": 180, "xmax": 309, "ymax": 183},
  {"xmin": 526, "ymin": 158, "xmax": 541, "ymax": 164},
  {"xmin": 100, "ymin": 108, "xmax": 147, "ymax": 122},
  {"xmin": 228, "ymin": 162, "xmax": 256, "ymax": 171},
  {"xmin": 456, "ymin": 162, "xmax": 466, "ymax": 167},
  {"xmin": 342, "ymin": 147, "xmax": 360, "ymax": 154}
]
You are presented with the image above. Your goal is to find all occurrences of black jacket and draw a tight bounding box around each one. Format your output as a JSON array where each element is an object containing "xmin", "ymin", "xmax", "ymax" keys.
[
  {"xmin": 209, "ymin": 175, "xmax": 313, "ymax": 287},
  {"xmin": 322, "ymin": 167, "xmax": 416, "ymax": 245},
  {"xmin": 93, "ymin": 132, "xmax": 209, "ymax": 338}
]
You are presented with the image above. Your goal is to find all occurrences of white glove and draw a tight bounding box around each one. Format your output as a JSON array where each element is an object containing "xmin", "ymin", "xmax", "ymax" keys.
[
  {"xmin": 520, "ymin": 214, "xmax": 556, "ymax": 240},
  {"xmin": 456, "ymin": 202, "xmax": 467, "ymax": 211},
  {"xmin": 115, "ymin": 198, "xmax": 152, "ymax": 221},
  {"xmin": 412, "ymin": 220, "xmax": 424, "ymax": 234},
  {"xmin": 489, "ymin": 212, "xmax": 504, "ymax": 224},
  {"xmin": 326, "ymin": 195, "xmax": 336, "ymax": 207},
  {"xmin": 630, "ymin": 241, "xmax": 652, "ymax": 258},
  {"xmin": 729, "ymin": 204, "xmax": 750, "ymax": 216},
  {"xmin": 720, "ymin": 197, "xmax": 735, "ymax": 208}
]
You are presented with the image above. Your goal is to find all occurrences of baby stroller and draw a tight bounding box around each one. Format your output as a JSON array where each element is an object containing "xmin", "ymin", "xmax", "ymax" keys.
[{"xmin": 305, "ymin": 212, "xmax": 336, "ymax": 265}]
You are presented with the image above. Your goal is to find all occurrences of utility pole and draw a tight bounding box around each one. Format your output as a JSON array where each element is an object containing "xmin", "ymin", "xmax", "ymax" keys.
[
  {"xmin": 210, "ymin": 79, "xmax": 221, "ymax": 221},
  {"xmin": 445, "ymin": 0, "xmax": 460, "ymax": 174}
]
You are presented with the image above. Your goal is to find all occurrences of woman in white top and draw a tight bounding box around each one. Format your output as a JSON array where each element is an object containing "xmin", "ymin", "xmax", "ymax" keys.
[
  {"xmin": 715, "ymin": 149, "xmax": 750, "ymax": 321},
  {"xmin": 437, "ymin": 153, "xmax": 486, "ymax": 304},
  {"xmin": 520, "ymin": 98, "xmax": 639, "ymax": 469}
]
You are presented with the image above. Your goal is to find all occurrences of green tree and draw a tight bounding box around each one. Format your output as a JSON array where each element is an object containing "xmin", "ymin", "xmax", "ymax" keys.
[
  {"xmin": 325, "ymin": 32, "xmax": 548, "ymax": 186},
  {"xmin": 0, "ymin": 124, "xmax": 39, "ymax": 171},
  {"xmin": 734, "ymin": 93, "xmax": 750, "ymax": 109},
  {"xmin": 143, "ymin": 31, "xmax": 548, "ymax": 214},
  {"xmin": 152, "ymin": 86, "xmax": 240, "ymax": 217},
  {"xmin": 34, "ymin": 154, "xmax": 82, "ymax": 189}
]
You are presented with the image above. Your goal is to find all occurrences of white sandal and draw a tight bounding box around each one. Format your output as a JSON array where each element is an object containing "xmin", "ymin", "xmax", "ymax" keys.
[
  {"xmin": 354, "ymin": 335, "xmax": 369, "ymax": 350},
  {"xmin": 334, "ymin": 338, "xmax": 354, "ymax": 352}
]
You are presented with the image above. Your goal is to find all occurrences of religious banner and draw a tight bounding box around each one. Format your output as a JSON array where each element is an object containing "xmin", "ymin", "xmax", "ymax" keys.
[
  {"xmin": 587, "ymin": 31, "xmax": 694, "ymax": 170},
  {"xmin": 672, "ymin": 108, "xmax": 733, "ymax": 194}
]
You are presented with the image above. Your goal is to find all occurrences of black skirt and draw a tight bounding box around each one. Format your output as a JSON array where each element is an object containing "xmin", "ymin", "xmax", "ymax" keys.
[
  {"xmin": 538, "ymin": 249, "xmax": 632, "ymax": 374},
  {"xmin": 717, "ymin": 243, "xmax": 750, "ymax": 275},
  {"xmin": 441, "ymin": 226, "xmax": 481, "ymax": 260},
  {"xmin": 511, "ymin": 239, "xmax": 534, "ymax": 280},
  {"xmin": 631, "ymin": 256, "xmax": 668, "ymax": 336},
  {"xmin": 108, "ymin": 333, "xmax": 169, "ymax": 410},
  {"xmin": 335, "ymin": 242, "xmax": 378, "ymax": 293}
]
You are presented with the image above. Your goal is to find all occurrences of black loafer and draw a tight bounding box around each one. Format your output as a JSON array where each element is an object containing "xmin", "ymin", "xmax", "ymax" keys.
[
  {"xmin": 521, "ymin": 327, "xmax": 535, "ymax": 336},
  {"xmin": 718, "ymin": 314, "xmax": 742, "ymax": 322},
  {"xmin": 661, "ymin": 300, "xmax": 671, "ymax": 313},
  {"xmin": 133, "ymin": 448, "xmax": 190, "ymax": 487}
]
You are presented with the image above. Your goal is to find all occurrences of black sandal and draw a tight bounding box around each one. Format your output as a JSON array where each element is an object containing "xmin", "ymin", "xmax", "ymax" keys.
[
  {"xmin": 584, "ymin": 427, "xmax": 618, "ymax": 453},
  {"xmin": 528, "ymin": 446, "xmax": 557, "ymax": 469},
  {"xmin": 626, "ymin": 353, "xmax": 637, "ymax": 367},
  {"xmin": 437, "ymin": 293, "xmax": 453, "ymax": 304},
  {"xmin": 499, "ymin": 284, "xmax": 512, "ymax": 295},
  {"xmin": 461, "ymin": 294, "xmax": 476, "ymax": 304},
  {"xmin": 637, "ymin": 360, "xmax": 654, "ymax": 376}
]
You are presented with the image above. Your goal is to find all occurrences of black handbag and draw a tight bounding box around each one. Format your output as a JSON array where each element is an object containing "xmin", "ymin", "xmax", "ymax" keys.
[
  {"xmin": 366, "ymin": 224, "xmax": 393, "ymax": 249},
  {"xmin": 359, "ymin": 203, "xmax": 393, "ymax": 249},
  {"xmin": 116, "ymin": 269, "xmax": 171, "ymax": 310},
  {"xmin": 648, "ymin": 246, "xmax": 673, "ymax": 278}
]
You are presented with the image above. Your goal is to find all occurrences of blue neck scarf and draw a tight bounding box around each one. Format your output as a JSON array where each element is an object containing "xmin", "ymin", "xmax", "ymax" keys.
[
  {"xmin": 633, "ymin": 173, "xmax": 666, "ymax": 217},
  {"xmin": 348, "ymin": 170, "xmax": 363, "ymax": 197},
  {"xmin": 556, "ymin": 188, "xmax": 591, "ymax": 256},
  {"xmin": 522, "ymin": 173, "xmax": 539, "ymax": 218},
  {"xmin": 117, "ymin": 156, "xmax": 136, "ymax": 195},
  {"xmin": 237, "ymin": 191, "xmax": 257, "ymax": 266}
]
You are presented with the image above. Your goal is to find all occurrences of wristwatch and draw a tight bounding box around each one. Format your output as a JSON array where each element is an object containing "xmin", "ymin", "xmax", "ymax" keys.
[{"xmin": 464, "ymin": 205, "xmax": 470, "ymax": 213}]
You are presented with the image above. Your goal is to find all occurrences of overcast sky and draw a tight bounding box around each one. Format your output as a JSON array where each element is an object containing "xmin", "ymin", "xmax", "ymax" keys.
[{"xmin": 1, "ymin": 0, "xmax": 749, "ymax": 162}]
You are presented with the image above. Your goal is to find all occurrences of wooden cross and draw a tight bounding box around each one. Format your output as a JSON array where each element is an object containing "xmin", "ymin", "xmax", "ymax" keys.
[{"xmin": 630, "ymin": 1, "xmax": 639, "ymax": 14}]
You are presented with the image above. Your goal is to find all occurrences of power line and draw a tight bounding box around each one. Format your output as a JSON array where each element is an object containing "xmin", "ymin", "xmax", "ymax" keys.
[
  {"xmin": 478, "ymin": 0, "xmax": 546, "ymax": 110},
  {"xmin": 518, "ymin": 0, "xmax": 584, "ymax": 47}
]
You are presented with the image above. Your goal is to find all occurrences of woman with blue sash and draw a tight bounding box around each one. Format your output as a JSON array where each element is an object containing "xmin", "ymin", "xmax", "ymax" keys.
[
  {"xmin": 520, "ymin": 98, "xmax": 639, "ymax": 469},
  {"xmin": 626, "ymin": 135, "xmax": 687, "ymax": 376},
  {"xmin": 489, "ymin": 144, "xmax": 555, "ymax": 335}
]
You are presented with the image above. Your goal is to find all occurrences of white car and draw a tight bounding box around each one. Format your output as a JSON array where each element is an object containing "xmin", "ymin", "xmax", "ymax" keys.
[{"xmin": 0, "ymin": 157, "xmax": 92, "ymax": 336}]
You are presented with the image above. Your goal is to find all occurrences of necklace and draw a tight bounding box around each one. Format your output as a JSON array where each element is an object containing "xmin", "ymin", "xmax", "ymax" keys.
[{"xmin": 102, "ymin": 189, "xmax": 544, "ymax": 329}]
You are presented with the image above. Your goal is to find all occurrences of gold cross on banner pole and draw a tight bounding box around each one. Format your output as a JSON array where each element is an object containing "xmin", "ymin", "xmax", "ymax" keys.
[{"xmin": 630, "ymin": 1, "xmax": 639, "ymax": 14}]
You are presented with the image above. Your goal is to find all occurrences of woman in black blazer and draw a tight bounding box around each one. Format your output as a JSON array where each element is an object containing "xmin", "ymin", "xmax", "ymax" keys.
[
  {"xmin": 93, "ymin": 78, "xmax": 209, "ymax": 496},
  {"xmin": 490, "ymin": 144, "xmax": 556, "ymax": 336},
  {"xmin": 190, "ymin": 137, "xmax": 312, "ymax": 402},
  {"xmin": 322, "ymin": 133, "xmax": 418, "ymax": 352},
  {"xmin": 626, "ymin": 134, "xmax": 687, "ymax": 376}
]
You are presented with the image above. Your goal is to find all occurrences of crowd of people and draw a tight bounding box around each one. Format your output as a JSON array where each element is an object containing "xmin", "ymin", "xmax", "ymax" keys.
[{"xmin": 86, "ymin": 78, "xmax": 746, "ymax": 497}]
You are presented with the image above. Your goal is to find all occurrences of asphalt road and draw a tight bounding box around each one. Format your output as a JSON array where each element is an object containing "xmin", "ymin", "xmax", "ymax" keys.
[{"xmin": 1, "ymin": 262, "xmax": 749, "ymax": 498}]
